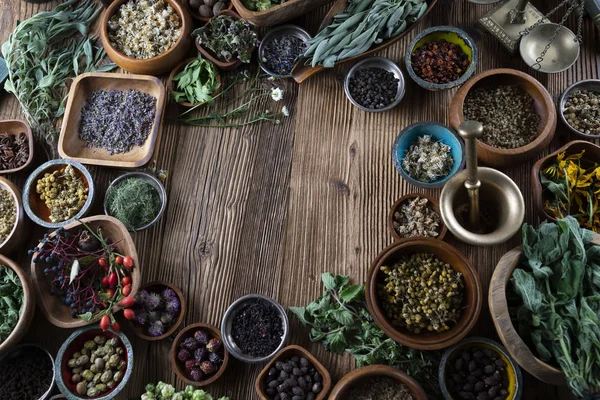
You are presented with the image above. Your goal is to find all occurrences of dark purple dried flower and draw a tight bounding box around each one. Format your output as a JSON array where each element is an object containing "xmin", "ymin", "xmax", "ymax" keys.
[
  {"xmin": 134, "ymin": 311, "xmax": 148, "ymax": 326},
  {"xmin": 160, "ymin": 312, "xmax": 174, "ymax": 325},
  {"xmin": 190, "ymin": 367, "xmax": 204, "ymax": 381},
  {"xmin": 148, "ymin": 321, "xmax": 165, "ymax": 337},
  {"xmin": 144, "ymin": 292, "xmax": 162, "ymax": 311},
  {"xmin": 182, "ymin": 337, "xmax": 198, "ymax": 351},
  {"xmin": 177, "ymin": 348, "xmax": 191, "ymax": 362},
  {"xmin": 208, "ymin": 352, "xmax": 222, "ymax": 364},
  {"xmin": 194, "ymin": 347, "xmax": 208, "ymax": 362},
  {"xmin": 194, "ymin": 330, "xmax": 209, "ymax": 345},
  {"xmin": 185, "ymin": 360, "xmax": 197, "ymax": 370},
  {"xmin": 199, "ymin": 361, "xmax": 217, "ymax": 375},
  {"xmin": 164, "ymin": 295, "xmax": 180, "ymax": 315},
  {"xmin": 207, "ymin": 338, "xmax": 222, "ymax": 353},
  {"xmin": 162, "ymin": 288, "xmax": 177, "ymax": 301}
]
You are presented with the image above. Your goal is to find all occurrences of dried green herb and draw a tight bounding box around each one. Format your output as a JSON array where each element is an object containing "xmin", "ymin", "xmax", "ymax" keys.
[
  {"xmin": 510, "ymin": 217, "xmax": 600, "ymax": 397},
  {"xmin": 105, "ymin": 177, "xmax": 162, "ymax": 231},
  {"xmin": 291, "ymin": 273, "xmax": 441, "ymax": 398},
  {"xmin": 2, "ymin": 0, "xmax": 116, "ymax": 155},
  {"xmin": 0, "ymin": 264, "xmax": 23, "ymax": 343}
]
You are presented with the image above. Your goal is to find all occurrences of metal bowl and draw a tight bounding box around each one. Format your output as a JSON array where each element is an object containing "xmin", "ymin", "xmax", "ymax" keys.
[
  {"xmin": 520, "ymin": 23, "xmax": 579, "ymax": 74},
  {"xmin": 258, "ymin": 25, "xmax": 311, "ymax": 79},
  {"xmin": 104, "ymin": 171, "xmax": 167, "ymax": 231},
  {"xmin": 221, "ymin": 294, "xmax": 289, "ymax": 363},
  {"xmin": 344, "ymin": 56, "xmax": 405, "ymax": 112},
  {"xmin": 558, "ymin": 79, "xmax": 600, "ymax": 138},
  {"xmin": 0, "ymin": 343, "xmax": 56, "ymax": 400}
]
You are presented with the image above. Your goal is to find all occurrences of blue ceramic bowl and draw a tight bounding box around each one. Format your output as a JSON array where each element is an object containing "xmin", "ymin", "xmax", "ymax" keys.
[
  {"xmin": 405, "ymin": 26, "xmax": 478, "ymax": 91},
  {"xmin": 23, "ymin": 159, "xmax": 95, "ymax": 229},
  {"xmin": 56, "ymin": 325, "xmax": 134, "ymax": 400},
  {"xmin": 392, "ymin": 122, "xmax": 465, "ymax": 189}
]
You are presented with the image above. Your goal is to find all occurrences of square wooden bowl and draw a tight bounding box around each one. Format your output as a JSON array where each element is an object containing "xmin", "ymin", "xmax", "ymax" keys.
[
  {"xmin": 58, "ymin": 72, "xmax": 165, "ymax": 168},
  {"xmin": 231, "ymin": 0, "xmax": 332, "ymax": 26},
  {"xmin": 30, "ymin": 215, "xmax": 140, "ymax": 329},
  {"xmin": 0, "ymin": 119, "xmax": 33, "ymax": 174},
  {"xmin": 255, "ymin": 345, "xmax": 331, "ymax": 400}
]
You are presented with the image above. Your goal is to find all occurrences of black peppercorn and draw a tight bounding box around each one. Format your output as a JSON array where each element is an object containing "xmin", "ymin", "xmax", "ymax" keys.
[
  {"xmin": 348, "ymin": 67, "xmax": 400, "ymax": 110},
  {"xmin": 263, "ymin": 357, "xmax": 323, "ymax": 400}
]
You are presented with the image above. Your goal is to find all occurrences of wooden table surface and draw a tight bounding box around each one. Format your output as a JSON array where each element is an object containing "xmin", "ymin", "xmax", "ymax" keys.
[{"xmin": 1, "ymin": 0, "xmax": 599, "ymax": 399}]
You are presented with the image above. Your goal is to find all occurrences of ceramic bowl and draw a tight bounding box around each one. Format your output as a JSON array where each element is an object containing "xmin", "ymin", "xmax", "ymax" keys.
[
  {"xmin": 167, "ymin": 57, "xmax": 223, "ymax": 108},
  {"xmin": 344, "ymin": 56, "xmax": 406, "ymax": 112},
  {"xmin": 449, "ymin": 68, "xmax": 557, "ymax": 168},
  {"xmin": 0, "ymin": 119, "xmax": 34, "ymax": 174},
  {"xmin": 405, "ymin": 26, "xmax": 477, "ymax": 91},
  {"xmin": 0, "ymin": 344, "xmax": 55, "ymax": 399},
  {"xmin": 23, "ymin": 159, "xmax": 94, "ymax": 229},
  {"xmin": 439, "ymin": 337, "xmax": 523, "ymax": 400},
  {"xmin": 100, "ymin": 0, "xmax": 193, "ymax": 75},
  {"xmin": 103, "ymin": 171, "xmax": 167, "ymax": 231},
  {"xmin": 185, "ymin": 0, "xmax": 234, "ymax": 22},
  {"xmin": 195, "ymin": 10, "xmax": 256, "ymax": 71},
  {"xmin": 258, "ymin": 25, "xmax": 311, "ymax": 79},
  {"xmin": 170, "ymin": 322, "xmax": 229, "ymax": 386},
  {"xmin": 128, "ymin": 281, "xmax": 187, "ymax": 341},
  {"xmin": 30, "ymin": 215, "xmax": 140, "ymax": 329},
  {"xmin": 221, "ymin": 294, "xmax": 289, "ymax": 363},
  {"xmin": 392, "ymin": 122, "xmax": 465, "ymax": 189},
  {"xmin": 388, "ymin": 193, "xmax": 447, "ymax": 241},
  {"xmin": 255, "ymin": 345, "xmax": 331, "ymax": 400},
  {"xmin": 327, "ymin": 364, "xmax": 428, "ymax": 400},
  {"xmin": 366, "ymin": 238, "xmax": 483, "ymax": 351},
  {"xmin": 0, "ymin": 255, "xmax": 35, "ymax": 354},
  {"xmin": 0, "ymin": 177, "xmax": 30, "ymax": 255},
  {"xmin": 55, "ymin": 326, "xmax": 133, "ymax": 400},
  {"xmin": 558, "ymin": 79, "xmax": 600, "ymax": 138}
]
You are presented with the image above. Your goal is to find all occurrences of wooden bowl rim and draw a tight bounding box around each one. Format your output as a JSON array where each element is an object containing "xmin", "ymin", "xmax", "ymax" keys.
[
  {"xmin": 0, "ymin": 254, "xmax": 35, "ymax": 353},
  {"xmin": 327, "ymin": 364, "xmax": 428, "ymax": 400},
  {"xmin": 0, "ymin": 119, "xmax": 34, "ymax": 174},
  {"xmin": 100, "ymin": 0, "xmax": 191, "ymax": 64},
  {"xmin": 127, "ymin": 280, "xmax": 187, "ymax": 341},
  {"xmin": 255, "ymin": 345, "xmax": 332, "ymax": 400},
  {"xmin": 388, "ymin": 193, "xmax": 447, "ymax": 242},
  {"xmin": 489, "ymin": 246, "xmax": 566, "ymax": 384},
  {"xmin": 170, "ymin": 322, "xmax": 230, "ymax": 386},
  {"xmin": 30, "ymin": 215, "xmax": 140, "ymax": 329},
  {"xmin": 366, "ymin": 238, "xmax": 483, "ymax": 351},
  {"xmin": 0, "ymin": 177, "xmax": 23, "ymax": 249},
  {"xmin": 186, "ymin": 0, "xmax": 234, "ymax": 22},
  {"xmin": 449, "ymin": 68, "xmax": 557, "ymax": 155},
  {"xmin": 167, "ymin": 57, "xmax": 222, "ymax": 108},
  {"xmin": 230, "ymin": 0, "xmax": 315, "ymax": 17},
  {"xmin": 531, "ymin": 140, "xmax": 600, "ymax": 224}
]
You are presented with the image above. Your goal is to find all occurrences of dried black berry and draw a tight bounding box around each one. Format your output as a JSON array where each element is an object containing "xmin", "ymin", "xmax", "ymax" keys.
[{"xmin": 348, "ymin": 67, "xmax": 399, "ymax": 110}]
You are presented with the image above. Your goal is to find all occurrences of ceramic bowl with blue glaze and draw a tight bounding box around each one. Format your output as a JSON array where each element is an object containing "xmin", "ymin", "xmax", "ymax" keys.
[
  {"xmin": 55, "ymin": 325, "xmax": 133, "ymax": 400},
  {"xmin": 23, "ymin": 159, "xmax": 94, "ymax": 229},
  {"xmin": 405, "ymin": 26, "xmax": 477, "ymax": 91},
  {"xmin": 392, "ymin": 122, "xmax": 465, "ymax": 189}
]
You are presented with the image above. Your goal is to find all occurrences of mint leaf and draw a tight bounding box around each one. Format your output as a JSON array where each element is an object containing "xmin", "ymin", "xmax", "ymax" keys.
[
  {"xmin": 289, "ymin": 307, "xmax": 307, "ymax": 325},
  {"xmin": 321, "ymin": 273, "xmax": 336, "ymax": 290},
  {"xmin": 78, "ymin": 312, "xmax": 93, "ymax": 322},
  {"xmin": 339, "ymin": 284, "xmax": 363, "ymax": 302},
  {"xmin": 325, "ymin": 330, "xmax": 347, "ymax": 354},
  {"xmin": 331, "ymin": 309, "xmax": 354, "ymax": 326}
]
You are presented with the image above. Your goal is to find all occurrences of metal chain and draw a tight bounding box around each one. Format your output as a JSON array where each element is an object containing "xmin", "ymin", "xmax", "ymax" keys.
[
  {"xmin": 519, "ymin": 0, "xmax": 571, "ymax": 37},
  {"xmin": 576, "ymin": 0, "xmax": 585, "ymax": 42}
]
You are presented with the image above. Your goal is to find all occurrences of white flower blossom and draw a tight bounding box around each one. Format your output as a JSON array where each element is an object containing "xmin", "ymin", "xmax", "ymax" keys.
[
  {"xmin": 281, "ymin": 106, "xmax": 289, "ymax": 117},
  {"xmin": 271, "ymin": 87, "xmax": 283, "ymax": 101}
]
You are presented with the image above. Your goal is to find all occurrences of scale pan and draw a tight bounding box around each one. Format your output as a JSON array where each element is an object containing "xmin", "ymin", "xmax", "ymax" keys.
[{"xmin": 520, "ymin": 23, "xmax": 579, "ymax": 73}]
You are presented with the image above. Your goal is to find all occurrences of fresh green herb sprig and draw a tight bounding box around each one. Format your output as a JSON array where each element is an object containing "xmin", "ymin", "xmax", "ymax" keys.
[
  {"xmin": 2, "ymin": 0, "xmax": 116, "ymax": 154},
  {"xmin": 0, "ymin": 265, "xmax": 23, "ymax": 343},
  {"xmin": 511, "ymin": 217, "xmax": 600, "ymax": 397},
  {"xmin": 291, "ymin": 273, "xmax": 441, "ymax": 398},
  {"xmin": 172, "ymin": 58, "xmax": 220, "ymax": 105},
  {"xmin": 105, "ymin": 177, "xmax": 162, "ymax": 231}
]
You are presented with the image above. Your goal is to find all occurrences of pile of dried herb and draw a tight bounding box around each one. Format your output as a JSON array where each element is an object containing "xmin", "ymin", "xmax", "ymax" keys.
[
  {"xmin": 392, "ymin": 197, "xmax": 441, "ymax": 238},
  {"xmin": 402, "ymin": 135, "xmax": 453, "ymax": 183},
  {"xmin": 347, "ymin": 377, "xmax": 414, "ymax": 400},
  {"xmin": 192, "ymin": 16, "xmax": 258, "ymax": 64},
  {"xmin": 79, "ymin": 89, "xmax": 156, "ymax": 154},
  {"xmin": 36, "ymin": 165, "xmax": 88, "ymax": 223},
  {"xmin": 0, "ymin": 132, "xmax": 29, "ymax": 171},
  {"xmin": 0, "ymin": 264, "xmax": 23, "ymax": 343},
  {"xmin": 510, "ymin": 217, "xmax": 600, "ymax": 397},
  {"xmin": 105, "ymin": 177, "xmax": 162, "ymax": 231},
  {"xmin": 291, "ymin": 273, "xmax": 441, "ymax": 398},
  {"xmin": 0, "ymin": 189, "xmax": 15, "ymax": 245},
  {"xmin": 541, "ymin": 150, "xmax": 600, "ymax": 232},
  {"xmin": 261, "ymin": 34, "xmax": 307, "ymax": 76}
]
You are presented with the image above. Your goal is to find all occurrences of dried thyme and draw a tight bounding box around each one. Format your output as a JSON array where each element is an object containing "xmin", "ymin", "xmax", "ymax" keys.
[
  {"xmin": 463, "ymin": 85, "xmax": 541, "ymax": 149},
  {"xmin": 402, "ymin": 135, "xmax": 453, "ymax": 183},
  {"xmin": 105, "ymin": 177, "xmax": 162, "ymax": 230},
  {"xmin": 393, "ymin": 197, "xmax": 441, "ymax": 238},
  {"xmin": 0, "ymin": 190, "xmax": 16, "ymax": 245}
]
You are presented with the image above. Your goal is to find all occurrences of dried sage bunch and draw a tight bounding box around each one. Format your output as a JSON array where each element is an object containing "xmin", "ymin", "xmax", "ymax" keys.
[
  {"xmin": 2, "ymin": 0, "xmax": 116, "ymax": 155},
  {"xmin": 303, "ymin": 0, "xmax": 428, "ymax": 68}
]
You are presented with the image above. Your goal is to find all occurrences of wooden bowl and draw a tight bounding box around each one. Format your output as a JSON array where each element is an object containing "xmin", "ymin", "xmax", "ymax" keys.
[
  {"xmin": 170, "ymin": 322, "xmax": 229, "ymax": 386},
  {"xmin": 292, "ymin": 0, "xmax": 438, "ymax": 83},
  {"xmin": 30, "ymin": 215, "xmax": 140, "ymax": 329},
  {"xmin": 231, "ymin": 0, "xmax": 331, "ymax": 26},
  {"xmin": 0, "ymin": 119, "xmax": 33, "ymax": 174},
  {"xmin": 449, "ymin": 68, "xmax": 557, "ymax": 168},
  {"xmin": 55, "ymin": 326, "xmax": 133, "ymax": 400},
  {"xmin": 327, "ymin": 364, "xmax": 428, "ymax": 400},
  {"xmin": 366, "ymin": 238, "xmax": 483, "ymax": 351},
  {"xmin": 489, "ymin": 246, "xmax": 566, "ymax": 385},
  {"xmin": 23, "ymin": 159, "xmax": 95, "ymax": 229},
  {"xmin": 167, "ymin": 57, "xmax": 223, "ymax": 108},
  {"xmin": 388, "ymin": 193, "xmax": 447, "ymax": 242},
  {"xmin": 194, "ymin": 10, "xmax": 255, "ymax": 71},
  {"xmin": 0, "ymin": 177, "xmax": 30, "ymax": 255},
  {"xmin": 58, "ymin": 72, "xmax": 165, "ymax": 168},
  {"xmin": 531, "ymin": 140, "xmax": 600, "ymax": 227},
  {"xmin": 128, "ymin": 281, "xmax": 187, "ymax": 341},
  {"xmin": 255, "ymin": 345, "xmax": 331, "ymax": 400},
  {"xmin": 185, "ymin": 0, "xmax": 234, "ymax": 22},
  {"xmin": 100, "ymin": 0, "xmax": 193, "ymax": 75},
  {"xmin": 0, "ymin": 254, "xmax": 35, "ymax": 353}
]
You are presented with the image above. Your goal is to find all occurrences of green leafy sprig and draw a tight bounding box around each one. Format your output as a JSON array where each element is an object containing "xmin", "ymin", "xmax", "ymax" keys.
[
  {"xmin": 0, "ymin": 265, "xmax": 23, "ymax": 343},
  {"xmin": 291, "ymin": 273, "xmax": 441, "ymax": 398}
]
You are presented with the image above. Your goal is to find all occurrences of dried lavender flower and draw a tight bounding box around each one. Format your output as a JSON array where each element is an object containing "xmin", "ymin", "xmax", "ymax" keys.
[{"xmin": 401, "ymin": 135, "xmax": 453, "ymax": 183}]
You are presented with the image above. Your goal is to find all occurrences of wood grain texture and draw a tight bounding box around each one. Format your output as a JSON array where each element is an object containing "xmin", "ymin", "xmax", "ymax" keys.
[{"xmin": 0, "ymin": 0, "xmax": 596, "ymax": 399}]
